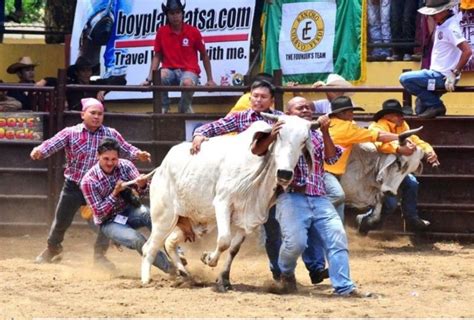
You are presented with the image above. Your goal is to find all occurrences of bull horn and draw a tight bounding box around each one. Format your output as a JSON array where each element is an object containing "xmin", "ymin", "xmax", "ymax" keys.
[
  {"xmin": 260, "ymin": 112, "xmax": 280, "ymax": 122},
  {"xmin": 399, "ymin": 126, "xmax": 423, "ymax": 143},
  {"xmin": 310, "ymin": 120, "xmax": 321, "ymax": 130}
]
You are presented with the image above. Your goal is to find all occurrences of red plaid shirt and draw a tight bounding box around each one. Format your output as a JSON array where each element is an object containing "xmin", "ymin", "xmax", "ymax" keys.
[
  {"xmin": 81, "ymin": 159, "xmax": 146, "ymax": 225},
  {"xmin": 193, "ymin": 108, "xmax": 284, "ymax": 137},
  {"xmin": 37, "ymin": 124, "xmax": 140, "ymax": 184},
  {"xmin": 290, "ymin": 130, "xmax": 342, "ymax": 196}
]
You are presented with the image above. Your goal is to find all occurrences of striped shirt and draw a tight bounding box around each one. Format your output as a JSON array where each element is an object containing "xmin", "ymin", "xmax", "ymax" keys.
[
  {"xmin": 81, "ymin": 159, "xmax": 146, "ymax": 225},
  {"xmin": 37, "ymin": 124, "xmax": 140, "ymax": 183},
  {"xmin": 290, "ymin": 130, "xmax": 343, "ymax": 196},
  {"xmin": 193, "ymin": 108, "xmax": 284, "ymax": 137}
]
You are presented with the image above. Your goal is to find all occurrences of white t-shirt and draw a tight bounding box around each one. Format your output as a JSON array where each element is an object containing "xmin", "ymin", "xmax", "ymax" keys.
[
  {"xmin": 430, "ymin": 14, "xmax": 466, "ymax": 76},
  {"xmin": 313, "ymin": 99, "xmax": 332, "ymax": 114}
]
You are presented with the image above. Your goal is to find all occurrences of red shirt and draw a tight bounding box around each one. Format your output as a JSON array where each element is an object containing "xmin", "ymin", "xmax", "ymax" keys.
[{"xmin": 153, "ymin": 23, "xmax": 206, "ymax": 75}]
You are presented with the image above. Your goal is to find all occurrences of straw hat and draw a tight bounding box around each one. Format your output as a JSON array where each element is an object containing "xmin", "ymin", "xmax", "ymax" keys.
[
  {"xmin": 325, "ymin": 74, "xmax": 354, "ymax": 96},
  {"xmin": 418, "ymin": 0, "xmax": 458, "ymax": 15},
  {"xmin": 7, "ymin": 56, "xmax": 38, "ymax": 74}
]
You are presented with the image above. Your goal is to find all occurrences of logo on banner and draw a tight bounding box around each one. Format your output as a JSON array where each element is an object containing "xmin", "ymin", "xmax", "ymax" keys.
[{"xmin": 290, "ymin": 9, "xmax": 324, "ymax": 52}]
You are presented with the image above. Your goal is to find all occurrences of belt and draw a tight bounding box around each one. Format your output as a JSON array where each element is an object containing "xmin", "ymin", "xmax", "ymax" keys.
[{"xmin": 288, "ymin": 185, "xmax": 306, "ymax": 194}]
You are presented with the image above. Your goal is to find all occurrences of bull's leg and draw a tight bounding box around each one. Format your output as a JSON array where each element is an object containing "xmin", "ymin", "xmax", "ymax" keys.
[
  {"xmin": 216, "ymin": 230, "xmax": 246, "ymax": 293},
  {"xmin": 141, "ymin": 213, "xmax": 178, "ymax": 284},
  {"xmin": 201, "ymin": 200, "xmax": 232, "ymax": 267},
  {"xmin": 165, "ymin": 227, "xmax": 190, "ymax": 277}
]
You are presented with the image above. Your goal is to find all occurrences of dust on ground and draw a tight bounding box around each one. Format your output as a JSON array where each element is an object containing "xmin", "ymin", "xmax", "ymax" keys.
[{"xmin": 0, "ymin": 227, "xmax": 473, "ymax": 319}]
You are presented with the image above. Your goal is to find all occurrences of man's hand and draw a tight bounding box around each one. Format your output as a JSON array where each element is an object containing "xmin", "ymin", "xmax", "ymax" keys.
[
  {"xmin": 96, "ymin": 90, "xmax": 106, "ymax": 102},
  {"xmin": 112, "ymin": 180, "xmax": 126, "ymax": 197},
  {"xmin": 30, "ymin": 147, "xmax": 42, "ymax": 160},
  {"xmin": 270, "ymin": 120, "xmax": 284, "ymax": 140},
  {"xmin": 137, "ymin": 150, "xmax": 151, "ymax": 162},
  {"xmin": 205, "ymin": 79, "xmax": 217, "ymax": 86},
  {"xmin": 312, "ymin": 80, "xmax": 325, "ymax": 88},
  {"xmin": 177, "ymin": 216, "xmax": 196, "ymax": 242},
  {"xmin": 397, "ymin": 141, "xmax": 416, "ymax": 156},
  {"xmin": 425, "ymin": 151, "xmax": 440, "ymax": 167},
  {"xmin": 445, "ymin": 72, "xmax": 457, "ymax": 92},
  {"xmin": 140, "ymin": 79, "xmax": 152, "ymax": 86},
  {"xmin": 317, "ymin": 114, "xmax": 330, "ymax": 133},
  {"xmin": 190, "ymin": 135, "xmax": 208, "ymax": 155}
]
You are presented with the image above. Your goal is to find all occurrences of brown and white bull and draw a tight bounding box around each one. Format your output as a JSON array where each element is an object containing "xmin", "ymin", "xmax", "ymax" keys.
[
  {"xmin": 141, "ymin": 114, "xmax": 320, "ymax": 291},
  {"xmin": 339, "ymin": 128, "xmax": 424, "ymax": 233}
]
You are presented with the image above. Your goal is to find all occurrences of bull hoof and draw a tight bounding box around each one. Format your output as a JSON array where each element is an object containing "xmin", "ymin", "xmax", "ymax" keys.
[
  {"xmin": 356, "ymin": 214, "xmax": 371, "ymax": 236},
  {"xmin": 216, "ymin": 272, "xmax": 232, "ymax": 292},
  {"xmin": 200, "ymin": 251, "xmax": 217, "ymax": 267}
]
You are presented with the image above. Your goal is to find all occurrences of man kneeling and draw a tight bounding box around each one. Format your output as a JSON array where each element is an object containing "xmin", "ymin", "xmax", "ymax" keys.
[{"xmin": 80, "ymin": 138, "xmax": 173, "ymax": 274}]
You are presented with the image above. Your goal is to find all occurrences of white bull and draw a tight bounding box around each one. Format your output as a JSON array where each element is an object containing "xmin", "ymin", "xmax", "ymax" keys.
[
  {"xmin": 340, "ymin": 135, "xmax": 424, "ymax": 233},
  {"xmin": 141, "ymin": 115, "xmax": 320, "ymax": 291}
]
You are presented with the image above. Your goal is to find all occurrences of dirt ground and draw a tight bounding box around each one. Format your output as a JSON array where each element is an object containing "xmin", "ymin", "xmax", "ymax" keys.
[{"xmin": 0, "ymin": 226, "xmax": 473, "ymax": 319}]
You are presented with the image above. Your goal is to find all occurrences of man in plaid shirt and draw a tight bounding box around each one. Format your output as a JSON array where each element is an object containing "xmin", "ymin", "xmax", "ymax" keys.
[
  {"xmin": 31, "ymin": 98, "xmax": 151, "ymax": 268},
  {"xmin": 252, "ymin": 97, "xmax": 364, "ymax": 297},
  {"xmin": 80, "ymin": 138, "xmax": 172, "ymax": 274}
]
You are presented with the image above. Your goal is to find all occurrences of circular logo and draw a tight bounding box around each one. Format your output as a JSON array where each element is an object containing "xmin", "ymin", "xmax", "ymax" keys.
[{"xmin": 290, "ymin": 9, "xmax": 325, "ymax": 52}]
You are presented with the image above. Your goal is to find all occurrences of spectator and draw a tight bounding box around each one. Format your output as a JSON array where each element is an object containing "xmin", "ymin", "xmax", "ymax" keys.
[
  {"xmin": 367, "ymin": 0, "xmax": 392, "ymax": 60},
  {"xmin": 228, "ymin": 73, "xmax": 273, "ymax": 114},
  {"xmin": 399, "ymin": 0, "xmax": 472, "ymax": 119},
  {"xmin": 388, "ymin": 0, "xmax": 419, "ymax": 61},
  {"xmin": 0, "ymin": 80, "xmax": 22, "ymax": 112},
  {"xmin": 66, "ymin": 56, "xmax": 125, "ymax": 111},
  {"xmin": 311, "ymin": 74, "xmax": 354, "ymax": 113},
  {"xmin": 357, "ymin": 99, "xmax": 438, "ymax": 233},
  {"xmin": 31, "ymin": 98, "xmax": 151, "ymax": 268},
  {"xmin": 6, "ymin": 56, "xmax": 56, "ymax": 110},
  {"xmin": 80, "ymin": 137, "xmax": 173, "ymax": 274},
  {"xmin": 143, "ymin": 0, "xmax": 216, "ymax": 113}
]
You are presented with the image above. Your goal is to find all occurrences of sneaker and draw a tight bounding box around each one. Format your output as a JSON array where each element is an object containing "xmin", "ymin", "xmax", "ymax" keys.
[
  {"xmin": 418, "ymin": 107, "xmax": 446, "ymax": 119},
  {"xmin": 402, "ymin": 105, "xmax": 414, "ymax": 115},
  {"xmin": 403, "ymin": 54, "xmax": 413, "ymax": 61},
  {"xmin": 94, "ymin": 254, "xmax": 117, "ymax": 271},
  {"xmin": 35, "ymin": 245, "xmax": 63, "ymax": 264},
  {"xmin": 309, "ymin": 268, "xmax": 329, "ymax": 284},
  {"xmin": 268, "ymin": 273, "xmax": 298, "ymax": 294},
  {"xmin": 406, "ymin": 217, "xmax": 430, "ymax": 231},
  {"xmin": 340, "ymin": 289, "xmax": 375, "ymax": 298},
  {"xmin": 386, "ymin": 54, "xmax": 401, "ymax": 61}
]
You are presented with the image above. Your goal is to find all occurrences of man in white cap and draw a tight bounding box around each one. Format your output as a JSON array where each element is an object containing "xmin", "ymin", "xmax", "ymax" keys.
[
  {"xmin": 311, "ymin": 74, "xmax": 354, "ymax": 113},
  {"xmin": 30, "ymin": 98, "xmax": 151, "ymax": 268},
  {"xmin": 399, "ymin": 0, "xmax": 472, "ymax": 119}
]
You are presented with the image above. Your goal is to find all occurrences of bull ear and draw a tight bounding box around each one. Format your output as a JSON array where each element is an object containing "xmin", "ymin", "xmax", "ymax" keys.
[
  {"xmin": 260, "ymin": 112, "xmax": 280, "ymax": 122},
  {"xmin": 376, "ymin": 154, "xmax": 397, "ymax": 183},
  {"xmin": 399, "ymin": 126, "xmax": 423, "ymax": 144},
  {"xmin": 310, "ymin": 120, "xmax": 321, "ymax": 130},
  {"xmin": 250, "ymin": 121, "xmax": 273, "ymax": 148}
]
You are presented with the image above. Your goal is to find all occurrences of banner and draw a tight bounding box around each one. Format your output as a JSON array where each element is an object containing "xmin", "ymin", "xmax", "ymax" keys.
[
  {"xmin": 261, "ymin": 0, "xmax": 366, "ymax": 84},
  {"xmin": 71, "ymin": 0, "xmax": 256, "ymax": 100},
  {"xmin": 460, "ymin": 9, "xmax": 474, "ymax": 72},
  {"xmin": 0, "ymin": 113, "xmax": 43, "ymax": 141}
]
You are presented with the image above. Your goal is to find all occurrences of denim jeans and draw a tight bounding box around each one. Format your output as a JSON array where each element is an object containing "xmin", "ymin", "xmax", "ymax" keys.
[
  {"xmin": 382, "ymin": 174, "xmax": 420, "ymax": 220},
  {"xmin": 276, "ymin": 193, "xmax": 355, "ymax": 294},
  {"xmin": 48, "ymin": 180, "xmax": 109, "ymax": 253},
  {"xmin": 399, "ymin": 69, "xmax": 446, "ymax": 112},
  {"xmin": 368, "ymin": 0, "xmax": 391, "ymax": 57},
  {"xmin": 161, "ymin": 68, "xmax": 199, "ymax": 113},
  {"xmin": 100, "ymin": 205, "xmax": 172, "ymax": 273},
  {"xmin": 323, "ymin": 172, "xmax": 345, "ymax": 221}
]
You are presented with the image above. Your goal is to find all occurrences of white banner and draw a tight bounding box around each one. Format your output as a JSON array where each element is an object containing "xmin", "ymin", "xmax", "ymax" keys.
[
  {"xmin": 278, "ymin": 1, "xmax": 336, "ymax": 75},
  {"xmin": 71, "ymin": 0, "xmax": 255, "ymax": 100}
]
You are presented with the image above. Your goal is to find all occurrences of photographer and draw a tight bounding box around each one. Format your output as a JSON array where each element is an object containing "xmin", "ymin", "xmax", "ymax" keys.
[{"xmin": 80, "ymin": 138, "xmax": 173, "ymax": 274}]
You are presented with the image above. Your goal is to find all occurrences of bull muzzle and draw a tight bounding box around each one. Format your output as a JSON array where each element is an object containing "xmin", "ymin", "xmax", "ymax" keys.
[{"xmin": 277, "ymin": 169, "xmax": 293, "ymax": 186}]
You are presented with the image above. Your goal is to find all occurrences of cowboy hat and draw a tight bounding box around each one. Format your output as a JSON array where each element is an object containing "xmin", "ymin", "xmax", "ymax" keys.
[
  {"xmin": 418, "ymin": 0, "xmax": 458, "ymax": 15},
  {"xmin": 325, "ymin": 74, "xmax": 354, "ymax": 96},
  {"xmin": 329, "ymin": 96, "xmax": 364, "ymax": 115},
  {"xmin": 162, "ymin": 0, "xmax": 185, "ymax": 14},
  {"xmin": 7, "ymin": 56, "xmax": 38, "ymax": 74},
  {"xmin": 67, "ymin": 56, "xmax": 95, "ymax": 79},
  {"xmin": 373, "ymin": 99, "xmax": 412, "ymax": 121}
]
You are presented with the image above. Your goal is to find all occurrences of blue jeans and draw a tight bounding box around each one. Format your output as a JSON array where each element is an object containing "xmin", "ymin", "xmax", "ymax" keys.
[
  {"xmin": 161, "ymin": 69, "xmax": 199, "ymax": 113},
  {"xmin": 399, "ymin": 69, "xmax": 446, "ymax": 113},
  {"xmin": 100, "ymin": 205, "xmax": 172, "ymax": 273},
  {"xmin": 276, "ymin": 193, "xmax": 355, "ymax": 294},
  {"xmin": 382, "ymin": 174, "xmax": 420, "ymax": 220},
  {"xmin": 323, "ymin": 172, "xmax": 345, "ymax": 221},
  {"xmin": 48, "ymin": 180, "xmax": 109, "ymax": 253},
  {"xmin": 368, "ymin": 0, "xmax": 391, "ymax": 57}
]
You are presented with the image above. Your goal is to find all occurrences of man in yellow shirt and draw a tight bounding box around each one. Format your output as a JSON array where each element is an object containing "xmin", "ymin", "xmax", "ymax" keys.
[
  {"xmin": 359, "ymin": 99, "xmax": 439, "ymax": 232},
  {"xmin": 323, "ymin": 96, "xmax": 399, "ymax": 221}
]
